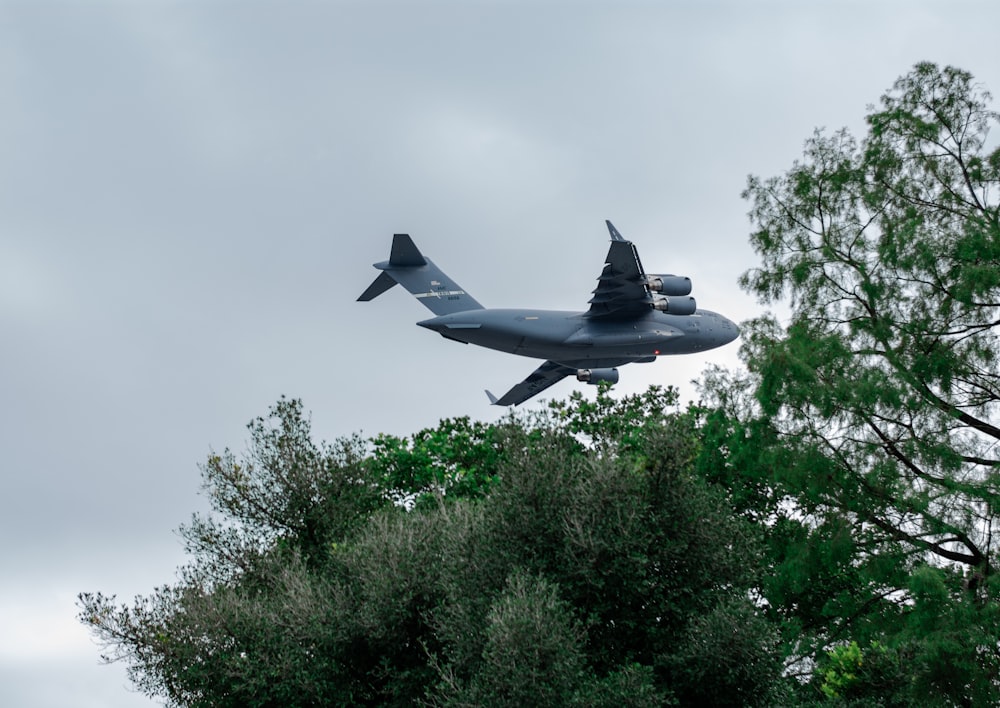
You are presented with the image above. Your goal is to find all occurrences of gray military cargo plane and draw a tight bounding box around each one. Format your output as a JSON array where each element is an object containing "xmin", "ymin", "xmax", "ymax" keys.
[{"xmin": 358, "ymin": 220, "xmax": 739, "ymax": 406}]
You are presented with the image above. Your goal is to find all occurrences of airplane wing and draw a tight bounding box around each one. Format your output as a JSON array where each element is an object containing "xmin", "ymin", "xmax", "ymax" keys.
[
  {"xmin": 586, "ymin": 220, "xmax": 651, "ymax": 319},
  {"xmin": 486, "ymin": 360, "xmax": 577, "ymax": 407}
]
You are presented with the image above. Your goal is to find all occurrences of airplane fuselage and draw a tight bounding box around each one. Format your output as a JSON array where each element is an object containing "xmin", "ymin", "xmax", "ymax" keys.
[
  {"xmin": 417, "ymin": 307, "xmax": 739, "ymax": 367},
  {"xmin": 359, "ymin": 222, "xmax": 741, "ymax": 405}
]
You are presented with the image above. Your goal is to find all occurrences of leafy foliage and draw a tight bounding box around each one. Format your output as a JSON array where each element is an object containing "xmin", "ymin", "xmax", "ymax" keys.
[
  {"xmin": 367, "ymin": 415, "xmax": 505, "ymax": 509},
  {"xmin": 700, "ymin": 62, "xmax": 1000, "ymax": 701},
  {"xmin": 80, "ymin": 389, "xmax": 781, "ymax": 707}
]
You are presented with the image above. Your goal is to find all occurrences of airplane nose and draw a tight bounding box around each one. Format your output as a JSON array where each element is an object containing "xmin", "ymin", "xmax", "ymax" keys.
[{"xmin": 723, "ymin": 318, "xmax": 740, "ymax": 344}]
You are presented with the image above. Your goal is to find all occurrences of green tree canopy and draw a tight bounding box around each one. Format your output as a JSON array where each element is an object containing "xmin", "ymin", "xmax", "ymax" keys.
[
  {"xmin": 700, "ymin": 62, "xmax": 1000, "ymax": 703},
  {"xmin": 80, "ymin": 389, "xmax": 782, "ymax": 707}
]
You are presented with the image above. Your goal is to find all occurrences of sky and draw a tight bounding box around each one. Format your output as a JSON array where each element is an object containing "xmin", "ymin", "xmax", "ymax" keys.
[{"xmin": 2, "ymin": 1, "xmax": 999, "ymax": 705}]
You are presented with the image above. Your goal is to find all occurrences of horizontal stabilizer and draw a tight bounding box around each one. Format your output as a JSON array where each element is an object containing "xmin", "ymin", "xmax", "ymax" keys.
[{"xmin": 357, "ymin": 270, "xmax": 398, "ymax": 301}]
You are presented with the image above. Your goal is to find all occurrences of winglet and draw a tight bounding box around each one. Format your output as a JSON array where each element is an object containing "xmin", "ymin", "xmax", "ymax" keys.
[
  {"xmin": 606, "ymin": 220, "xmax": 625, "ymax": 242},
  {"xmin": 485, "ymin": 390, "xmax": 499, "ymax": 405}
]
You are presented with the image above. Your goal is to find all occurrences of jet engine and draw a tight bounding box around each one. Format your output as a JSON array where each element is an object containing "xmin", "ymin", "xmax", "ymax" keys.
[
  {"xmin": 651, "ymin": 295, "xmax": 697, "ymax": 315},
  {"xmin": 576, "ymin": 368, "xmax": 620, "ymax": 385},
  {"xmin": 645, "ymin": 274, "xmax": 692, "ymax": 296}
]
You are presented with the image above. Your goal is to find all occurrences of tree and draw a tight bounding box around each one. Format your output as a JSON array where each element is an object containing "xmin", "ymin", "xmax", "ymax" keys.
[
  {"xmin": 700, "ymin": 62, "xmax": 1000, "ymax": 702},
  {"xmin": 366, "ymin": 415, "xmax": 506, "ymax": 509},
  {"xmin": 80, "ymin": 389, "xmax": 784, "ymax": 706}
]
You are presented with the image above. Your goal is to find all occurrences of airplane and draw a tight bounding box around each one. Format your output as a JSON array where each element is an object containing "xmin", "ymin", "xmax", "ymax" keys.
[{"xmin": 358, "ymin": 220, "xmax": 740, "ymax": 406}]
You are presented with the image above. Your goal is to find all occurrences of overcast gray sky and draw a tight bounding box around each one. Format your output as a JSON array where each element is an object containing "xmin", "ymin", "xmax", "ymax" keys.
[{"xmin": 2, "ymin": 1, "xmax": 999, "ymax": 705}]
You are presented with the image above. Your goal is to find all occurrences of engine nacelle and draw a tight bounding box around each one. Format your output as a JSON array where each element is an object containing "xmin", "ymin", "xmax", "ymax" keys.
[
  {"xmin": 576, "ymin": 368, "xmax": 620, "ymax": 385},
  {"xmin": 645, "ymin": 274, "xmax": 692, "ymax": 296},
  {"xmin": 651, "ymin": 296, "xmax": 697, "ymax": 315}
]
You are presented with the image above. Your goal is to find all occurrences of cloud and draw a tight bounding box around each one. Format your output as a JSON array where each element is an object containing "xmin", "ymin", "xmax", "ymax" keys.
[{"xmin": 2, "ymin": 2, "xmax": 1000, "ymax": 706}]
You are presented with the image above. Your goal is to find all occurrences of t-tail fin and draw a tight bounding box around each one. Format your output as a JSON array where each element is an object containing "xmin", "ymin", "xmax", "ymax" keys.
[{"xmin": 357, "ymin": 234, "xmax": 484, "ymax": 315}]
